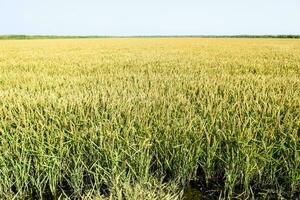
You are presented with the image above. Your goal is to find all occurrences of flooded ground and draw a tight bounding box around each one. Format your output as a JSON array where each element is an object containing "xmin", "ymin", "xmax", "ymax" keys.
[{"xmin": 183, "ymin": 185, "xmax": 203, "ymax": 199}]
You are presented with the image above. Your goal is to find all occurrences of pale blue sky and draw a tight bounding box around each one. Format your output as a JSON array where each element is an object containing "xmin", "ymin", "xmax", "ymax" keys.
[{"xmin": 0, "ymin": 0, "xmax": 299, "ymax": 36}]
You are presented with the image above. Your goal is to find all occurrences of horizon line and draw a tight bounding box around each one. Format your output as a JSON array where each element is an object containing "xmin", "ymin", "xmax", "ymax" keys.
[{"xmin": 0, "ymin": 34, "xmax": 300, "ymax": 39}]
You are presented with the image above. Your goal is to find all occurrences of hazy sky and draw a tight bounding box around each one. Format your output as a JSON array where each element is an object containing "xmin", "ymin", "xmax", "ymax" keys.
[{"xmin": 0, "ymin": 0, "xmax": 299, "ymax": 36}]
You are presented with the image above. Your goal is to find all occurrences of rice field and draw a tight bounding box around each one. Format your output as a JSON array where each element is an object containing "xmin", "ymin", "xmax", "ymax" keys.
[{"xmin": 0, "ymin": 38, "xmax": 299, "ymax": 199}]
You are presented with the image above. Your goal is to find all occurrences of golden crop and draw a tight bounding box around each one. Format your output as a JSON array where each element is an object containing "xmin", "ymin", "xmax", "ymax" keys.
[{"xmin": 0, "ymin": 38, "xmax": 299, "ymax": 199}]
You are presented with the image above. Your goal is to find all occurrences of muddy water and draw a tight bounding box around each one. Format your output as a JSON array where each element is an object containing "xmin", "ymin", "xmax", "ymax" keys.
[
  {"xmin": 182, "ymin": 185, "xmax": 203, "ymax": 199},
  {"xmin": 182, "ymin": 184, "xmax": 218, "ymax": 200}
]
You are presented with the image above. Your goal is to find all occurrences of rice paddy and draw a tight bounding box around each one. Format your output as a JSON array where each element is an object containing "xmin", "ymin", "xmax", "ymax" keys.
[{"xmin": 0, "ymin": 38, "xmax": 299, "ymax": 199}]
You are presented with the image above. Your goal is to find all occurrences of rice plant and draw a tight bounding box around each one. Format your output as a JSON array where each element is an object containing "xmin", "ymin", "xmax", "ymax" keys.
[{"xmin": 0, "ymin": 38, "xmax": 299, "ymax": 199}]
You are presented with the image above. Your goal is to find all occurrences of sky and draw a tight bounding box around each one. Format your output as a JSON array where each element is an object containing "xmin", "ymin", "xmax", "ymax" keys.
[{"xmin": 0, "ymin": 0, "xmax": 299, "ymax": 36}]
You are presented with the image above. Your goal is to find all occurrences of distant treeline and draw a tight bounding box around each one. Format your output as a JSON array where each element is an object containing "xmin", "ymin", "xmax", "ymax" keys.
[
  {"xmin": 0, "ymin": 35, "xmax": 111, "ymax": 40},
  {"xmin": 0, "ymin": 34, "xmax": 299, "ymax": 40},
  {"xmin": 210, "ymin": 35, "xmax": 300, "ymax": 38}
]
